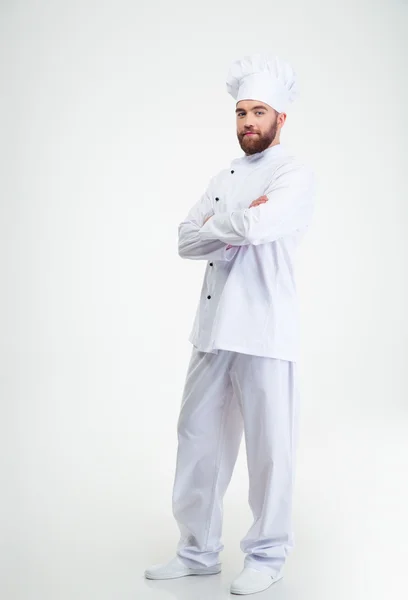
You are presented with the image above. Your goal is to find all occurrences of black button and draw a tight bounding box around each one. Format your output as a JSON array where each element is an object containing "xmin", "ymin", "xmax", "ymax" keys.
[
  {"xmin": 215, "ymin": 197, "xmax": 219, "ymax": 201},
  {"xmin": 207, "ymin": 295, "xmax": 211, "ymax": 299},
  {"xmin": 209, "ymin": 262, "xmax": 213, "ymax": 266},
  {"xmin": 231, "ymin": 170, "xmax": 234, "ymax": 174}
]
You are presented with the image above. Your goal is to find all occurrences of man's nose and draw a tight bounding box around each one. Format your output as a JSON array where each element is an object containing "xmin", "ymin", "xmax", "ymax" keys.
[{"xmin": 244, "ymin": 119, "xmax": 256, "ymax": 129}]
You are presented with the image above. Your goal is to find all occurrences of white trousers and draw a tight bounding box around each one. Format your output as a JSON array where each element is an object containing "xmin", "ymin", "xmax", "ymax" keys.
[{"xmin": 171, "ymin": 347, "xmax": 300, "ymax": 577}]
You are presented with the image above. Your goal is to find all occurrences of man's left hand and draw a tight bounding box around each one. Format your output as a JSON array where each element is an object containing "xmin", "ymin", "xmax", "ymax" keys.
[{"xmin": 203, "ymin": 214, "xmax": 213, "ymax": 225}]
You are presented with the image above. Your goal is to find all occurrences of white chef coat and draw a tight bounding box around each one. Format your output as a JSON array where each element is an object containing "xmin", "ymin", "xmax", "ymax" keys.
[{"xmin": 178, "ymin": 143, "xmax": 316, "ymax": 362}]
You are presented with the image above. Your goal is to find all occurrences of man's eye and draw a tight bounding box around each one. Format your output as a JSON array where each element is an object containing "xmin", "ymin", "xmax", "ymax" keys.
[{"xmin": 237, "ymin": 111, "xmax": 264, "ymax": 117}]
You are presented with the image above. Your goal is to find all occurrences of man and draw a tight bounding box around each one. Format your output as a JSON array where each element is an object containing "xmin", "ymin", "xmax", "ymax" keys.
[{"xmin": 144, "ymin": 53, "xmax": 316, "ymax": 595}]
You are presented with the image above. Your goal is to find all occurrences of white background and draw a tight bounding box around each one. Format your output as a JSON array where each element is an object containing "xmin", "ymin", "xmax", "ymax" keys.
[{"xmin": 1, "ymin": 1, "xmax": 407, "ymax": 599}]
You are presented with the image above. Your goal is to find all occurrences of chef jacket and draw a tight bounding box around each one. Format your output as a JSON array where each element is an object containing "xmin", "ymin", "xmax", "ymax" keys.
[{"xmin": 178, "ymin": 143, "xmax": 316, "ymax": 362}]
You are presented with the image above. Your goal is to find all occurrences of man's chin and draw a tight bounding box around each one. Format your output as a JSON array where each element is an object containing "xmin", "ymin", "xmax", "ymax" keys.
[{"xmin": 240, "ymin": 140, "xmax": 262, "ymax": 154}]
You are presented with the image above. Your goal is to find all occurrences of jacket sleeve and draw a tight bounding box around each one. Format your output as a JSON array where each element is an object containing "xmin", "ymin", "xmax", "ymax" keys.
[
  {"xmin": 178, "ymin": 178, "xmax": 239, "ymax": 261},
  {"xmin": 198, "ymin": 163, "xmax": 316, "ymax": 246}
]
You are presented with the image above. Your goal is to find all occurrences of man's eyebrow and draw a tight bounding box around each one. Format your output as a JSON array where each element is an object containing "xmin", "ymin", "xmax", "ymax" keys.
[{"xmin": 235, "ymin": 105, "xmax": 269, "ymax": 113}]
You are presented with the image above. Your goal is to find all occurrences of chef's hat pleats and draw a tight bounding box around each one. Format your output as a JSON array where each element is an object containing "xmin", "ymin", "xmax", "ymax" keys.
[{"xmin": 226, "ymin": 53, "xmax": 299, "ymax": 113}]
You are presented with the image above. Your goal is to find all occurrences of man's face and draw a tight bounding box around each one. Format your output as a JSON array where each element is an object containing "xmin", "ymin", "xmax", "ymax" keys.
[{"xmin": 236, "ymin": 100, "xmax": 283, "ymax": 155}]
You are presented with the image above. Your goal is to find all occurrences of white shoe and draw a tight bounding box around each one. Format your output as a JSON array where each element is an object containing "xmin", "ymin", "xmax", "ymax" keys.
[
  {"xmin": 144, "ymin": 556, "xmax": 222, "ymax": 580},
  {"xmin": 230, "ymin": 567, "xmax": 283, "ymax": 595}
]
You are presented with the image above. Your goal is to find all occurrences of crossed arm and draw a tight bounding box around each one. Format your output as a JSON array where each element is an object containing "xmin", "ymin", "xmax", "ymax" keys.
[
  {"xmin": 177, "ymin": 191, "xmax": 237, "ymax": 261},
  {"xmin": 178, "ymin": 163, "xmax": 315, "ymax": 260}
]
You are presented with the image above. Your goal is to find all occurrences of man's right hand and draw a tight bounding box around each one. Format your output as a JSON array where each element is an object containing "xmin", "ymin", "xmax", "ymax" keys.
[
  {"xmin": 225, "ymin": 196, "xmax": 268, "ymax": 250},
  {"xmin": 204, "ymin": 195, "xmax": 267, "ymax": 228},
  {"xmin": 203, "ymin": 196, "xmax": 268, "ymax": 250},
  {"xmin": 249, "ymin": 195, "xmax": 268, "ymax": 208}
]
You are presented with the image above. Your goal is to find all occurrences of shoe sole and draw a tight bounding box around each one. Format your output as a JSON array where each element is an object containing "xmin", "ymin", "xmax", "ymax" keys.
[
  {"xmin": 230, "ymin": 573, "xmax": 284, "ymax": 595},
  {"xmin": 145, "ymin": 567, "xmax": 222, "ymax": 580}
]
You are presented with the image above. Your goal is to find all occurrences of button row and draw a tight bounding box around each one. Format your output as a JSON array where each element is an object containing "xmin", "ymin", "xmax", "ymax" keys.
[
  {"xmin": 214, "ymin": 170, "xmax": 234, "ymax": 204},
  {"xmin": 207, "ymin": 169, "xmax": 234, "ymax": 301}
]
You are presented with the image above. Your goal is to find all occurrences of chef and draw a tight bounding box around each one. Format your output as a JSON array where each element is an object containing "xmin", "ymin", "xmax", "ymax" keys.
[{"xmin": 145, "ymin": 53, "xmax": 316, "ymax": 596}]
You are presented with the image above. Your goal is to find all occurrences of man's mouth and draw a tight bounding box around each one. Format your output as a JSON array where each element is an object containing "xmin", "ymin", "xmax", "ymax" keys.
[{"xmin": 244, "ymin": 132, "xmax": 257, "ymax": 136}]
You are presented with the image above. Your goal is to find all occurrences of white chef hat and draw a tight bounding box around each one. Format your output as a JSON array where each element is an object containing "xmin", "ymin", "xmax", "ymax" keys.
[{"xmin": 226, "ymin": 53, "xmax": 299, "ymax": 113}]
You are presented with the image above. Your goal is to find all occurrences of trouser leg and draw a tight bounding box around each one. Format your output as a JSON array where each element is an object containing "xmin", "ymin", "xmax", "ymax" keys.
[
  {"xmin": 230, "ymin": 354, "xmax": 300, "ymax": 576},
  {"xmin": 171, "ymin": 348, "xmax": 243, "ymax": 568}
]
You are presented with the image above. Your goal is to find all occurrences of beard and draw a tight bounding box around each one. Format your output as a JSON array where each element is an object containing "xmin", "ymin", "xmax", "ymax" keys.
[{"xmin": 238, "ymin": 120, "xmax": 279, "ymax": 155}]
